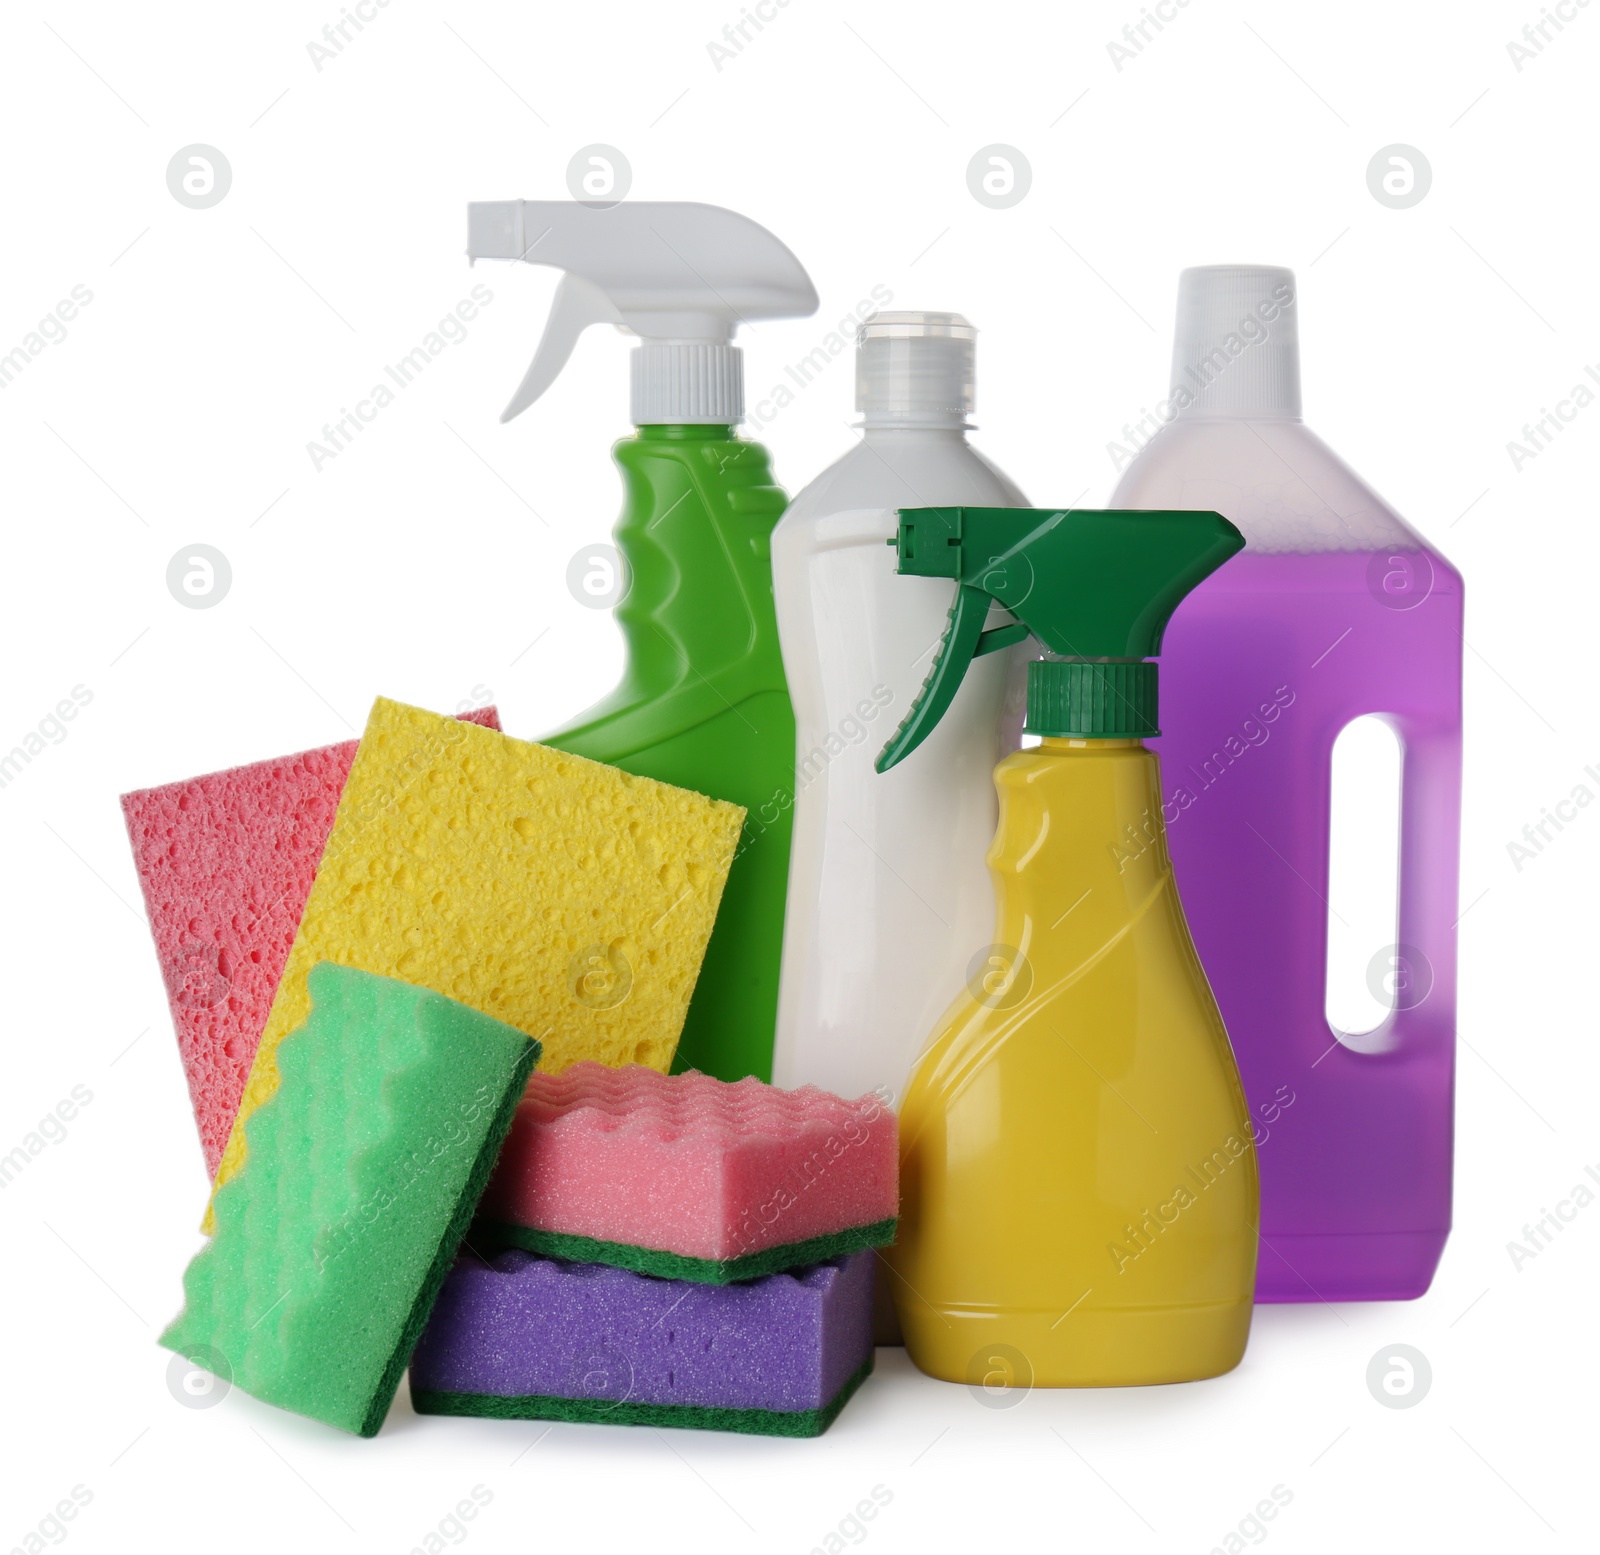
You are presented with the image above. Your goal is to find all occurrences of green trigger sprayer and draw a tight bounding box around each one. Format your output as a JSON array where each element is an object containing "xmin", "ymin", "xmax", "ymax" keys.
[{"xmin": 874, "ymin": 506, "xmax": 1245, "ymax": 772}]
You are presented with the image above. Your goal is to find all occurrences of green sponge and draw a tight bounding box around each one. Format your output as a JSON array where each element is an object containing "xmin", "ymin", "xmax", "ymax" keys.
[{"xmin": 160, "ymin": 962, "xmax": 540, "ymax": 1436}]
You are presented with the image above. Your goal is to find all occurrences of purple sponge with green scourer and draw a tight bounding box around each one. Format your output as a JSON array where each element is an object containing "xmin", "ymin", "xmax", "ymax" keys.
[
  {"xmin": 160, "ymin": 963, "xmax": 540, "ymax": 1437},
  {"xmin": 409, "ymin": 1248, "xmax": 875, "ymax": 1436}
]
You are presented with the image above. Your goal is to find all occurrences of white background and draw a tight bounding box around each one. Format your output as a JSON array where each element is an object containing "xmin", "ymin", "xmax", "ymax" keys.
[{"xmin": 2, "ymin": 2, "xmax": 1594, "ymax": 1551}]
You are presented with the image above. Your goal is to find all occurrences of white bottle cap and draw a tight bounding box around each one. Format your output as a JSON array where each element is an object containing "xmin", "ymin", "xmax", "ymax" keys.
[
  {"xmin": 857, "ymin": 311, "xmax": 975, "ymax": 428},
  {"xmin": 631, "ymin": 343, "xmax": 744, "ymax": 424},
  {"xmin": 1170, "ymin": 265, "xmax": 1301, "ymax": 418}
]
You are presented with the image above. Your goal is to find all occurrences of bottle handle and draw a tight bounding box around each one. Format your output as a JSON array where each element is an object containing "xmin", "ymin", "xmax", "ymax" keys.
[
  {"xmin": 1339, "ymin": 709, "xmax": 1458, "ymax": 1059},
  {"xmin": 1389, "ymin": 710, "xmax": 1459, "ymax": 1053}
]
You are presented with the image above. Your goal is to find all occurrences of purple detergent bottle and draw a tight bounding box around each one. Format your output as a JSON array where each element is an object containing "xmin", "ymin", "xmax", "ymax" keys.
[{"xmin": 1110, "ymin": 266, "xmax": 1462, "ymax": 1302}]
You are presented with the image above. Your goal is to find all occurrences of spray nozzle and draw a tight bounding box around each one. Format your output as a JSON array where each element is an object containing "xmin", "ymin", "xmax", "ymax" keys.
[
  {"xmin": 874, "ymin": 507, "xmax": 1245, "ymax": 772},
  {"xmin": 466, "ymin": 200, "xmax": 818, "ymax": 424}
]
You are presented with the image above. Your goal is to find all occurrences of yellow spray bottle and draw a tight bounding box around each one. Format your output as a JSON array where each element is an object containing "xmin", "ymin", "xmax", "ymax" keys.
[{"xmin": 875, "ymin": 506, "xmax": 1256, "ymax": 1387}]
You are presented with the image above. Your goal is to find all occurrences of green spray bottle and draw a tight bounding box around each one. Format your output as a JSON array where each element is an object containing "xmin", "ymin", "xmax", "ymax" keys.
[{"xmin": 468, "ymin": 201, "xmax": 818, "ymax": 1082}]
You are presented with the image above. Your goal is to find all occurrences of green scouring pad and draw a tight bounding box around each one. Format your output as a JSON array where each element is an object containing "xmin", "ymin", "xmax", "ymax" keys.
[
  {"xmin": 414, "ymin": 1357, "xmax": 875, "ymax": 1437},
  {"xmin": 473, "ymin": 1220, "xmax": 898, "ymax": 1284},
  {"xmin": 160, "ymin": 962, "xmax": 540, "ymax": 1436}
]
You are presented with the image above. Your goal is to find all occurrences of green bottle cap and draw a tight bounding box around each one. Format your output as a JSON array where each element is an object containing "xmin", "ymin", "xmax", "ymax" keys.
[{"xmin": 1027, "ymin": 661, "xmax": 1159, "ymax": 739}]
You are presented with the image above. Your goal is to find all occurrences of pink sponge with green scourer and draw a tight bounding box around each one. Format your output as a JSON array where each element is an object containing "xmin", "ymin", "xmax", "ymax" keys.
[
  {"xmin": 473, "ymin": 1063, "xmax": 898, "ymax": 1282},
  {"xmin": 120, "ymin": 707, "xmax": 499, "ymax": 1174}
]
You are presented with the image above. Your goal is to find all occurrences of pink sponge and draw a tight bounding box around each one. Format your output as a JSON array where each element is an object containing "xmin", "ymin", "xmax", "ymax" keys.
[
  {"xmin": 121, "ymin": 707, "xmax": 500, "ymax": 1174},
  {"xmin": 473, "ymin": 1062, "xmax": 897, "ymax": 1283}
]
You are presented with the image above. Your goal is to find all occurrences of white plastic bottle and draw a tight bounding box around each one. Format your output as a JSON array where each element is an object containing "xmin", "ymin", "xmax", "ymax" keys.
[{"xmin": 770, "ymin": 312, "xmax": 1028, "ymax": 1104}]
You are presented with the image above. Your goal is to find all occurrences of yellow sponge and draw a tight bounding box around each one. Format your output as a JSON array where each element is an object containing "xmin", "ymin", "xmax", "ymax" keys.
[{"xmin": 212, "ymin": 696, "xmax": 745, "ymax": 1201}]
